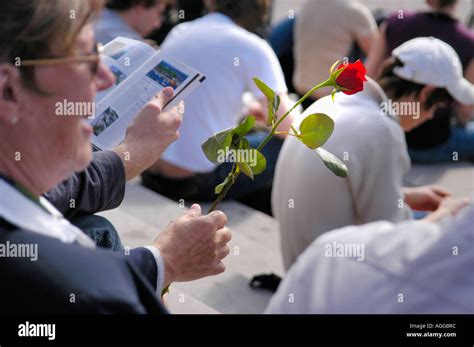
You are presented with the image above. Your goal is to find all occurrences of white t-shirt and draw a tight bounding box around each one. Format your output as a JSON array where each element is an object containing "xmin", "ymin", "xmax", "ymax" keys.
[
  {"xmin": 160, "ymin": 13, "xmax": 287, "ymax": 172},
  {"xmin": 266, "ymin": 205, "xmax": 474, "ymax": 314},
  {"xmin": 272, "ymin": 79, "xmax": 413, "ymax": 270}
]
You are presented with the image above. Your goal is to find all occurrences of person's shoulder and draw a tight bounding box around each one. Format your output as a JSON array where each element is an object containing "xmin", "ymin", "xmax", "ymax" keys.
[
  {"xmin": 454, "ymin": 21, "xmax": 474, "ymax": 42},
  {"xmin": 384, "ymin": 10, "xmax": 418, "ymax": 26},
  {"xmin": 0, "ymin": 227, "xmax": 149, "ymax": 313},
  {"xmin": 228, "ymin": 25, "xmax": 272, "ymax": 52}
]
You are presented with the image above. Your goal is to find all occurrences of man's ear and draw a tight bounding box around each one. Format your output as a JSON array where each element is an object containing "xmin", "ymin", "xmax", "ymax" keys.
[
  {"xmin": 0, "ymin": 64, "xmax": 22, "ymax": 124},
  {"xmin": 419, "ymin": 85, "xmax": 436, "ymax": 109}
]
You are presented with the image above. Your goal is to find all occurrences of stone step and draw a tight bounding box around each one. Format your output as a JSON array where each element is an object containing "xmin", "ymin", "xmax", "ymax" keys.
[
  {"xmin": 99, "ymin": 181, "xmax": 284, "ymax": 313},
  {"xmin": 404, "ymin": 163, "xmax": 474, "ymax": 198}
]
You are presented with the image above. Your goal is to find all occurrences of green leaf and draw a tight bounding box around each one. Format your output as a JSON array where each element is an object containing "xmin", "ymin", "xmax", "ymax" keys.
[
  {"xmin": 234, "ymin": 116, "xmax": 255, "ymax": 137},
  {"xmin": 271, "ymin": 94, "xmax": 281, "ymax": 125},
  {"xmin": 237, "ymin": 138, "xmax": 266, "ymax": 176},
  {"xmin": 201, "ymin": 128, "xmax": 233, "ymax": 164},
  {"xmin": 253, "ymin": 77, "xmax": 274, "ymax": 101},
  {"xmin": 253, "ymin": 77, "xmax": 279, "ymax": 126},
  {"xmin": 298, "ymin": 113, "xmax": 334, "ymax": 149},
  {"xmin": 239, "ymin": 137, "xmax": 250, "ymax": 149},
  {"xmin": 316, "ymin": 148, "xmax": 348, "ymax": 177},
  {"xmin": 249, "ymin": 150, "xmax": 266, "ymax": 175},
  {"xmin": 237, "ymin": 162, "xmax": 254, "ymax": 180}
]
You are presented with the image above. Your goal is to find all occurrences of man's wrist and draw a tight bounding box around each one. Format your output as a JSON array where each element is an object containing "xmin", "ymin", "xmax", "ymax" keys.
[
  {"xmin": 113, "ymin": 143, "xmax": 143, "ymax": 181},
  {"xmin": 153, "ymin": 243, "xmax": 175, "ymax": 288},
  {"xmin": 143, "ymin": 245, "xmax": 166, "ymax": 294}
]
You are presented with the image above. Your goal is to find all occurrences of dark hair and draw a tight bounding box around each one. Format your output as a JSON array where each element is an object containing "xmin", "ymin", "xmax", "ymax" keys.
[
  {"xmin": 436, "ymin": 0, "xmax": 458, "ymax": 9},
  {"xmin": 377, "ymin": 57, "xmax": 453, "ymax": 109},
  {"xmin": 209, "ymin": 0, "xmax": 272, "ymax": 34},
  {"xmin": 106, "ymin": 0, "xmax": 159, "ymax": 11}
]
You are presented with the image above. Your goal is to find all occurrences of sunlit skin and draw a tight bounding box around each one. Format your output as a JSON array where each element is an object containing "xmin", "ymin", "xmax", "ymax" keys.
[
  {"xmin": 394, "ymin": 86, "xmax": 441, "ymax": 132},
  {"xmin": 0, "ymin": 24, "xmax": 115, "ymax": 196}
]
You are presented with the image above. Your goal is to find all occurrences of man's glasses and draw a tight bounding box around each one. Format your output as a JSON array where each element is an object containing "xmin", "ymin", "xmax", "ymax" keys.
[{"xmin": 20, "ymin": 43, "xmax": 103, "ymax": 77}]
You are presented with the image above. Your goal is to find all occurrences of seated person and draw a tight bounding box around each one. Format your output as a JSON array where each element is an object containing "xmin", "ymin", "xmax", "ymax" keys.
[
  {"xmin": 293, "ymin": 0, "xmax": 377, "ymax": 107},
  {"xmin": 45, "ymin": 88, "xmax": 182, "ymax": 251},
  {"xmin": 272, "ymin": 37, "xmax": 474, "ymax": 270},
  {"xmin": 0, "ymin": 0, "xmax": 231, "ymax": 313},
  {"xmin": 267, "ymin": 197, "xmax": 471, "ymax": 313},
  {"xmin": 94, "ymin": 0, "xmax": 167, "ymax": 44},
  {"xmin": 365, "ymin": 0, "xmax": 474, "ymax": 163},
  {"xmin": 142, "ymin": 0, "xmax": 296, "ymax": 214}
]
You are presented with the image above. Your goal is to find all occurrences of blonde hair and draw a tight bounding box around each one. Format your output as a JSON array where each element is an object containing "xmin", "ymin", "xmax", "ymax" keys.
[{"xmin": 0, "ymin": 0, "xmax": 104, "ymax": 91}]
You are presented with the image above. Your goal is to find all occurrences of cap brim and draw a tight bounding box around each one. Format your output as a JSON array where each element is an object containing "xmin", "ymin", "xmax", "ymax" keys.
[{"xmin": 447, "ymin": 77, "xmax": 474, "ymax": 105}]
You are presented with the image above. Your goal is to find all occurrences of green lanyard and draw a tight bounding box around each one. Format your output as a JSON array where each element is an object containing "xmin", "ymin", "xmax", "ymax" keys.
[{"xmin": 0, "ymin": 175, "xmax": 50, "ymax": 214}]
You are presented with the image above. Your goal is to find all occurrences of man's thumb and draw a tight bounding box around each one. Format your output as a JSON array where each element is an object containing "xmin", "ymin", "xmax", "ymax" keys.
[
  {"xmin": 187, "ymin": 203, "xmax": 202, "ymax": 217},
  {"xmin": 154, "ymin": 87, "xmax": 174, "ymax": 109}
]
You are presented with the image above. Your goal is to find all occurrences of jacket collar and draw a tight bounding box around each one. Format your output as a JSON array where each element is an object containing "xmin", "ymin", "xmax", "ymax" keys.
[{"xmin": 0, "ymin": 178, "xmax": 95, "ymax": 248}]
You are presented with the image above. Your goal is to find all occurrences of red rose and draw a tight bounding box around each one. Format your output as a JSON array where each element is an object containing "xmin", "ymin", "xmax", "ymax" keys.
[{"xmin": 335, "ymin": 60, "xmax": 367, "ymax": 95}]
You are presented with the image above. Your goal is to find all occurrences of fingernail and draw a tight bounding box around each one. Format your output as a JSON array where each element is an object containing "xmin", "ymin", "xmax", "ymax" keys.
[{"xmin": 163, "ymin": 87, "xmax": 173, "ymax": 98}]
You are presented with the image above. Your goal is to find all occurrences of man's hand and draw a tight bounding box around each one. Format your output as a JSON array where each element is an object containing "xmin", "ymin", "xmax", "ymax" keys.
[
  {"xmin": 403, "ymin": 185, "xmax": 451, "ymax": 211},
  {"xmin": 423, "ymin": 196, "xmax": 470, "ymax": 223},
  {"xmin": 153, "ymin": 204, "xmax": 232, "ymax": 287},
  {"xmin": 113, "ymin": 87, "xmax": 184, "ymax": 180}
]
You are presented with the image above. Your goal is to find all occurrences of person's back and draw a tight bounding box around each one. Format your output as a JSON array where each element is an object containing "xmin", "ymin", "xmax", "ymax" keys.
[
  {"xmin": 385, "ymin": 11, "xmax": 473, "ymax": 68},
  {"xmin": 160, "ymin": 12, "xmax": 286, "ymax": 172},
  {"xmin": 293, "ymin": 0, "xmax": 377, "ymax": 99},
  {"xmin": 272, "ymin": 79, "xmax": 412, "ymax": 270},
  {"xmin": 267, "ymin": 202, "xmax": 474, "ymax": 314}
]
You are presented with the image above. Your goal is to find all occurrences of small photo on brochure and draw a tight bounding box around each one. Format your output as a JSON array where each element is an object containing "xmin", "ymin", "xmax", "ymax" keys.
[
  {"xmin": 92, "ymin": 107, "xmax": 119, "ymax": 136},
  {"xmin": 146, "ymin": 60, "xmax": 188, "ymax": 89},
  {"xmin": 110, "ymin": 65, "xmax": 127, "ymax": 85},
  {"xmin": 103, "ymin": 41, "xmax": 127, "ymax": 60}
]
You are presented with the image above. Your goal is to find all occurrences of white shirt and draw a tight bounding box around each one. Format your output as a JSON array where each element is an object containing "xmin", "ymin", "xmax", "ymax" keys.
[
  {"xmin": 160, "ymin": 13, "xmax": 287, "ymax": 172},
  {"xmin": 266, "ymin": 204, "xmax": 474, "ymax": 314},
  {"xmin": 0, "ymin": 178, "xmax": 165, "ymax": 294},
  {"xmin": 94, "ymin": 9, "xmax": 142, "ymax": 45},
  {"xmin": 272, "ymin": 79, "xmax": 412, "ymax": 270}
]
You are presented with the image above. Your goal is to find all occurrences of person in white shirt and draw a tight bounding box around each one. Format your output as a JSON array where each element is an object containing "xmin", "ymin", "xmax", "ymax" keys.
[
  {"xmin": 142, "ymin": 0, "xmax": 295, "ymax": 214},
  {"xmin": 266, "ymin": 197, "xmax": 471, "ymax": 313},
  {"xmin": 272, "ymin": 37, "xmax": 474, "ymax": 270},
  {"xmin": 94, "ymin": 0, "xmax": 166, "ymax": 44}
]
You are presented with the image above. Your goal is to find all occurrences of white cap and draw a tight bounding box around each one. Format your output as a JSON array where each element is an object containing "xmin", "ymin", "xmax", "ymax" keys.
[{"xmin": 392, "ymin": 37, "xmax": 474, "ymax": 105}]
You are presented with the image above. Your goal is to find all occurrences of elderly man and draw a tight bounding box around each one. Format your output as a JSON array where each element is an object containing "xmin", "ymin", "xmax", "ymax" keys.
[{"xmin": 0, "ymin": 0, "xmax": 231, "ymax": 313}]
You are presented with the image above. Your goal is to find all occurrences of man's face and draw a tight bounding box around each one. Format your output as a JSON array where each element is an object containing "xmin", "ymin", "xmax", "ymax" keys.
[
  {"xmin": 399, "ymin": 86, "xmax": 449, "ymax": 132},
  {"xmin": 134, "ymin": 2, "xmax": 166, "ymax": 37},
  {"xmin": 15, "ymin": 25, "xmax": 115, "ymax": 185}
]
